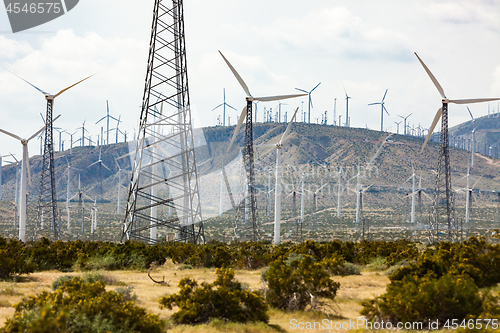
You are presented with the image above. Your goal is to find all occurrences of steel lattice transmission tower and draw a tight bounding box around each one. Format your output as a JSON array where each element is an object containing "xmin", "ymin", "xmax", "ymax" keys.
[
  {"xmin": 121, "ymin": 0, "xmax": 204, "ymax": 244},
  {"xmin": 416, "ymin": 52, "xmax": 500, "ymax": 242}
]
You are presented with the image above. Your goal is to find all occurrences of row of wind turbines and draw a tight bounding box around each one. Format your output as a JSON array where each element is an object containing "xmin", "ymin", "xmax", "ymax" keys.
[{"xmin": 217, "ymin": 50, "xmax": 500, "ymax": 244}]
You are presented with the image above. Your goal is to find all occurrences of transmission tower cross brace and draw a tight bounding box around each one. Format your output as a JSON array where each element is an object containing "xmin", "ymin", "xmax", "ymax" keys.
[{"xmin": 121, "ymin": 0, "xmax": 204, "ymax": 244}]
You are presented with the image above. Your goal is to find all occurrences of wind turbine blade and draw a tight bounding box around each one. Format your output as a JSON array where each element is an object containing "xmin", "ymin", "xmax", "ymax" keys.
[
  {"xmin": 5, "ymin": 69, "xmax": 48, "ymax": 95},
  {"xmin": 227, "ymin": 106, "xmax": 247, "ymax": 153},
  {"xmin": 24, "ymin": 146, "xmax": 32, "ymax": 187},
  {"xmin": 295, "ymin": 88, "xmax": 308, "ymax": 94},
  {"xmin": 450, "ymin": 98, "xmax": 500, "ymax": 105},
  {"xmin": 54, "ymin": 73, "xmax": 96, "ymax": 98},
  {"xmin": 101, "ymin": 162, "xmax": 110, "ymax": 171},
  {"xmin": 28, "ymin": 114, "xmax": 58, "ymax": 142},
  {"xmin": 311, "ymin": 82, "xmax": 321, "ymax": 93},
  {"xmin": 116, "ymin": 150, "xmax": 135, "ymax": 160},
  {"xmin": 254, "ymin": 93, "xmax": 307, "ymax": 102},
  {"xmin": 422, "ymin": 191, "xmax": 433, "ymax": 201},
  {"xmin": 368, "ymin": 102, "xmax": 380, "ymax": 106},
  {"xmin": 472, "ymin": 175, "xmax": 483, "ymax": 189},
  {"xmin": 0, "ymin": 128, "xmax": 22, "ymax": 141},
  {"xmin": 421, "ymin": 107, "xmax": 443, "ymax": 152},
  {"xmin": 88, "ymin": 160, "xmax": 99, "ymax": 168},
  {"xmin": 383, "ymin": 105, "xmax": 390, "ymax": 115},
  {"xmin": 467, "ymin": 106, "xmax": 474, "ymax": 120},
  {"xmin": 218, "ymin": 51, "xmax": 252, "ymax": 97},
  {"xmin": 211, "ymin": 104, "xmax": 224, "ymax": 112},
  {"xmin": 279, "ymin": 107, "xmax": 299, "ymax": 145},
  {"xmin": 227, "ymin": 104, "xmax": 237, "ymax": 111},
  {"xmin": 414, "ymin": 52, "xmax": 445, "ymax": 99},
  {"xmin": 382, "ymin": 89, "xmax": 388, "ymax": 102},
  {"xmin": 367, "ymin": 133, "xmax": 393, "ymax": 169},
  {"xmin": 255, "ymin": 143, "xmax": 277, "ymax": 148},
  {"xmin": 95, "ymin": 116, "xmax": 106, "ymax": 124}
]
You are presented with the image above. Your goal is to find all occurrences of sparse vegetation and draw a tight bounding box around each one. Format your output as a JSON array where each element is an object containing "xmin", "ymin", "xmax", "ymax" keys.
[
  {"xmin": 159, "ymin": 268, "xmax": 269, "ymax": 324},
  {"xmin": 2, "ymin": 277, "xmax": 165, "ymax": 333}
]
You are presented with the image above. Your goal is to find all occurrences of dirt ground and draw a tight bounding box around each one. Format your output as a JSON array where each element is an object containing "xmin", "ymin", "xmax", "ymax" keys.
[{"xmin": 0, "ymin": 261, "xmax": 450, "ymax": 332}]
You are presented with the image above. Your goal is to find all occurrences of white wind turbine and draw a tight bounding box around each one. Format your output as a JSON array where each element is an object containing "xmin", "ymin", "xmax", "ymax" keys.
[
  {"xmin": 256, "ymin": 107, "xmax": 299, "ymax": 244},
  {"xmin": 64, "ymin": 157, "xmax": 83, "ymax": 232},
  {"xmin": 458, "ymin": 166, "xmax": 481, "ymax": 224},
  {"xmin": 415, "ymin": 52, "xmax": 500, "ymax": 152},
  {"xmin": 368, "ymin": 89, "xmax": 390, "ymax": 132},
  {"xmin": 0, "ymin": 117, "xmax": 59, "ymax": 241},
  {"xmin": 218, "ymin": 51, "xmax": 306, "ymax": 151},
  {"xmin": 467, "ymin": 107, "xmax": 477, "ymax": 167}
]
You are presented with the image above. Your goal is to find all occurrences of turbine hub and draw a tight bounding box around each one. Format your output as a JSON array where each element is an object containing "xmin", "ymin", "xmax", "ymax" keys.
[{"xmin": 442, "ymin": 98, "xmax": 450, "ymax": 104}]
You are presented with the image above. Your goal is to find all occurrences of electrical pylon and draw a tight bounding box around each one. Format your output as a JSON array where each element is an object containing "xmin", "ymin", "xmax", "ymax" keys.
[{"xmin": 121, "ymin": 0, "xmax": 204, "ymax": 244}]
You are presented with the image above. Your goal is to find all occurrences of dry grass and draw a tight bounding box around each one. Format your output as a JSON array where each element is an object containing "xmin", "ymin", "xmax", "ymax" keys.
[{"xmin": 0, "ymin": 262, "xmax": 454, "ymax": 332}]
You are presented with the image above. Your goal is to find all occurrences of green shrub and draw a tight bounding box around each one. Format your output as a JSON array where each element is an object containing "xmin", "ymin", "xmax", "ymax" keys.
[
  {"xmin": 160, "ymin": 268, "xmax": 268, "ymax": 324},
  {"xmin": 361, "ymin": 273, "xmax": 483, "ymax": 324},
  {"xmin": 263, "ymin": 254, "xmax": 340, "ymax": 311},
  {"xmin": 115, "ymin": 286, "xmax": 137, "ymax": 302},
  {"xmin": 2, "ymin": 277, "xmax": 165, "ymax": 333},
  {"xmin": 389, "ymin": 237, "xmax": 500, "ymax": 288},
  {"xmin": 0, "ymin": 237, "xmax": 33, "ymax": 280},
  {"xmin": 51, "ymin": 275, "xmax": 74, "ymax": 290},
  {"xmin": 367, "ymin": 256, "xmax": 387, "ymax": 271},
  {"xmin": 341, "ymin": 262, "xmax": 362, "ymax": 276}
]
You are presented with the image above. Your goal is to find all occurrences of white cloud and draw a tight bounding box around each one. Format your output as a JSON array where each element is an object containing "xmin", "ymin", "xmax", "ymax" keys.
[
  {"xmin": 263, "ymin": 6, "xmax": 412, "ymax": 62},
  {"xmin": 0, "ymin": 36, "xmax": 32, "ymax": 58}
]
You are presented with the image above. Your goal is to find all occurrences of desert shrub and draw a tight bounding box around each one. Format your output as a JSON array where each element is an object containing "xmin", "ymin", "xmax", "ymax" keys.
[
  {"xmin": 178, "ymin": 264, "xmax": 193, "ymax": 270},
  {"xmin": 2, "ymin": 277, "xmax": 164, "ymax": 333},
  {"xmin": 51, "ymin": 275, "xmax": 74, "ymax": 290},
  {"xmin": 361, "ymin": 273, "xmax": 483, "ymax": 324},
  {"xmin": 389, "ymin": 237, "xmax": 500, "ymax": 288},
  {"xmin": 341, "ymin": 262, "xmax": 361, "ymax": 276},
  {"xmin": 0, "ymin": 237, "xmax": 33, "ymax": 280},
  {"xmin": 366, "ymin": 256, "xmax": 387, "ymax": 271},
  {"xmin": 234, "ymin": 241, "xmax": 273, "ymax": 269},
  {"xmin": 384, "ymin": 260, "xmax": 409, "ymax": 276},
  {"xmin": 184, "ymin": 241, "xmax": 235, "ymax": 268},
  {"xmin": 263, "ymin": 254, "xmax": 340, "ymax": 311},
  {"xmin": 115, "ymin": 286, "xmax": 137, "ymax": 302},
  {"xmin": 160, "ymin": 268, "xmax": 268, "ymax": 324}
]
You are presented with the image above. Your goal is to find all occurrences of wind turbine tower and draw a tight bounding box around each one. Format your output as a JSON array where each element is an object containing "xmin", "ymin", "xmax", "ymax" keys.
[
  {"xmin": 0, "ymin": 121, "xmax": 51, "ymax": 242},
  {"xmin": 96, "ymin": 100, "xmax": 120, "ymax": 145},
  {"xmin": 212, "ymin": 88, "xmax": 237, "ymax": 127},
  {"xmin": 295, "ymin": 83, "xmax": 320, "ymax": 124},
  {"xmin": 344, "ymin": 86, "xmax": 352, "ymax": 127},
  {"xmin": 219, "ymin": 51, "xmax": 305, "ymax": 240},
  {"xmin": 398, "ymin": 113, "xmax": 412, "ymax": 136},
  {"xmin": 8, "ymin": 70, "xmax": 93, "ymax": 239},
  {"xmin": 416, "ymin": 52, "xmax": 500, "ymax": 242},
  {"xmin": 368, "ymin": 89, "xmax": 390, "ymax": 132}
]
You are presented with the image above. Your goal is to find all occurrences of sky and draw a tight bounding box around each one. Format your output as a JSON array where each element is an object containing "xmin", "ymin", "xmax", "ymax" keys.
[{"xmin": 1, "ymin": 0, "xmax": 500, "ymax": 164}]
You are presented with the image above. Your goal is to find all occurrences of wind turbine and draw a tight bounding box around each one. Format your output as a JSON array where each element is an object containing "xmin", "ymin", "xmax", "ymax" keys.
[
  {"xmin": 219, "ymin": 50, "xmax": 306, "ymax": 240},
  {"xmin": 368, "ymin": 89, "xmax": 390, "ymax": 132},
  {"xmin": 467, "ymin": 107, "xmax": 477, "ymax": 167},
  {"xmin": 343, "ymin": 86, "xmax": 352, "ymax": 127},
  {"xmin": 458, "ymin": 166, "xmax": 481, "ymax": 224},
  {"xmin": 87, "ymin": 148, "xmax": 110, "ymax": 203},
  {"xmin": 295, "ymin": 83, "xmax": 320, "ymax": 124},
  {"xmin": 76, "ymin": 120, "xmax": 89, "ymax": 147},
  {"xmin": 8, "ymin": 70, "xmax": 94, "ymax": 237},
  {"xmin": 0, "ymin": 119, "xmax": 57, "ymax": 242},
  {"xmin": 257, "ymin": 107, "xmax": 299, "ymax": 244},
  {"xmin": 398, "ymin": 113, "xmax": 412, "ymax": 136},
  {"xmin": 416, "ymin": 52, "xmax": 500, "ymax": 241},
  {"xmin": 212, "ymin": 88, "xmax": 237, "ymax": 127},
  {"xmin": 96, "ymin": 100, "xmax": 120, "ymax": 145}
]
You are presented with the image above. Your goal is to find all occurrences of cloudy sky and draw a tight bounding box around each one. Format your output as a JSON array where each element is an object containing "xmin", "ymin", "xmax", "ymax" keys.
[{"xmin": 1, "ymin": 0, "xmax": 500, "ymax": 163}]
